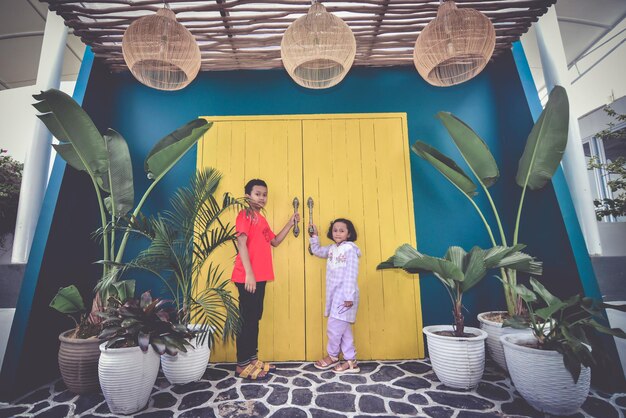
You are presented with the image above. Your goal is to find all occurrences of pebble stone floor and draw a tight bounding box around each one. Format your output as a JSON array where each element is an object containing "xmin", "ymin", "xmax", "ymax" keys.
[{"xmin": 1, "ymin": 360, "xmax": 625, "ymax": 418}]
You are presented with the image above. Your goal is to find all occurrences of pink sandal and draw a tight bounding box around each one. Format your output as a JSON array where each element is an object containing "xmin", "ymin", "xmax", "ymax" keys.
[
  {"xmin": 314, "ymin": 356, "xmax": 340, "ymax": 370},
  {"xmin": 333, "ymin": 360, "xmax": 360, "ymax": 374}
]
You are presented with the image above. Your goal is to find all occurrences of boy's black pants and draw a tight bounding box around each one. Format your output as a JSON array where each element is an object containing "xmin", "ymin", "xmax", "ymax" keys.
[{"xmin": 235, "ymin": 281, "xmax": 266, "ymax": 365}]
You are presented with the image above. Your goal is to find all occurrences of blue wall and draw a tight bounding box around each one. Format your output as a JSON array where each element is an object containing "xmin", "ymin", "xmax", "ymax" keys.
[
  {"xmin": 2, "ymin": 49, "xmax": 589, "ymax": 398},
  {"xmin": 105, "ymin": 52, "xmax": 584, "ymax": 326}
]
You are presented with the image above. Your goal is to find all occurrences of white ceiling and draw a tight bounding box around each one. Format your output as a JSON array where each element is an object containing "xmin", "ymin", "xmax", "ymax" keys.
[
  {"xmin": 0, "ymin": 0, "xmax": 84, "ymax": 89},
  {"xmin": 0, "ymin": 0, "xmax": 623, "ymax": 90}
]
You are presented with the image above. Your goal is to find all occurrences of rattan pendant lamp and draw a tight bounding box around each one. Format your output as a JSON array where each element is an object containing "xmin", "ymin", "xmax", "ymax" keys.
[
  {"xmin": 122, "ymin": 6, "xmax": 201, "ymax": 91},
  {"xmin": 281, "ymin": 0, "xmax": 356, "ymax": 89},
  {"xmin": 413, "ymin": 0, "xmax": 496, "ymax": 87}
]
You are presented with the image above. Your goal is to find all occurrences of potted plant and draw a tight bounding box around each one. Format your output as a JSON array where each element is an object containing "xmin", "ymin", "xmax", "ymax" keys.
[
  {"xmin": 117, "ymin": 168, "xmax": 243, "ymax": 384},
  {"xmin": 34, "ymin": 88, "xmax": 212, "ymax": 393},
  {"xmin": 97, "ymin": 290, "xmax": 195, "ymax": 414},
  {"xmin": 50, "ymin": 281, "xmax": 135, "ymax": 394},
  {"xmin": 411, "ymin": 86, "xmax": 569, "ymax": 370},
  {"xmin": 378, "ymin": 243, "xmax": 540, "ymax": 389},
  {"xmin": 501, "ymin": 278, "xmax": 626, "ymax": 415}
]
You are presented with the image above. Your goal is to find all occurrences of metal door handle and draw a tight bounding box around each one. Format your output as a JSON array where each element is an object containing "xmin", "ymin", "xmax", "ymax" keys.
[
  {"xmin": 293, "ymin": 197, "xmax": 300, "ymax": 237},
  {"xmin": 307, "ymin": 197, "xmax": 314, "ymax": 254}
]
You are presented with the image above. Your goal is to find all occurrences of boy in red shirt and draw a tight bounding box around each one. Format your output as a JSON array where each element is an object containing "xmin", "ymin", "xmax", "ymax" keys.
[{"xmin": 232, "ymin": 179, "xmax": 300, "ymax": 380}]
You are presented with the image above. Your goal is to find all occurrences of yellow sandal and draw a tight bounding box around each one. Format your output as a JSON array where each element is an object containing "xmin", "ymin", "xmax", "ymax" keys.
[
  {"xmin": 236, "ymin": 363, "xmax": 270, "ymax": 381},
  {"xmin": 254, "ymin": 360, "xmax": 276, "ymax": 372}
]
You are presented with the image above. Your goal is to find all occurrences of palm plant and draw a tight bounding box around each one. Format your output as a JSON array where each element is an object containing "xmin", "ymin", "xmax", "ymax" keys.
[
  {"xmin": 34, "ymin": 89, "xmax": 212, "ymax": 334},
  {"xmin": 378, "ymin": 244, "xmax": 542, "ymax": 336},
  {"xmin": 411, "ymin": 86, "xmax": 569, "ymax": 316},
  {"xmin": 114, "ymin": 168, "xmax": 244, "ymax": 346}
]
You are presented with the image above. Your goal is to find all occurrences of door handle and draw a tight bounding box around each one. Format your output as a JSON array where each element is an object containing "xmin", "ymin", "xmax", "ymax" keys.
[
  {"xmin": 293, "ymin": 197, "xmax": 300, "ymax": 237},
  {"xmin": 307, "ymin": 197, "xmax": 314, "ymax": 255}
]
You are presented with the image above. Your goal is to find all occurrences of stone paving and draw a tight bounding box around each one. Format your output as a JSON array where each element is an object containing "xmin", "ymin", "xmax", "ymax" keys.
[{"xmin": 1, "ymin": 360, "xmax": 624, "ymax": 417}]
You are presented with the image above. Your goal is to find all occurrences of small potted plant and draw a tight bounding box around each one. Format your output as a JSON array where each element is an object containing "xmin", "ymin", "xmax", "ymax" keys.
[
  {"xmin": 50, "ymin": 285, "xmax": 104, "ymax": 394},
  {"xmin": 117, "ymin": 168, "xmax": 244, "ymax": 385},
  {"xmin": 378, "ymin": 243, "xmax": 540, "ymax": 389},
  {"xmin": 501, "ymin": 278, "xmax": 626, "ymax": 415},
  {"xmin": 97, "ymin": 290, "xmax": 195, "ymax": 415}
]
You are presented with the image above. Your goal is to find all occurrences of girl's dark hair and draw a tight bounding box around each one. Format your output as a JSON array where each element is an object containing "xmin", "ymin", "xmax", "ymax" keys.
[
  {"xmin": 327, "ymin": 218, "xmax": 357, "ymax": 242},
  {"xmin": 245, "ymin": 179, "xmax": 267, "ymax": 195}
]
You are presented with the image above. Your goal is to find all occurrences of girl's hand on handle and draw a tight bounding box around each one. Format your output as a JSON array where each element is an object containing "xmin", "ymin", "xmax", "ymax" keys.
[
  {"xmin": 309, "ymin": 223, "xmax": 318, "ymax": 237},
  {"xmin": 245, "ymin": 273, "xmax": 257, "ymax": 293}
]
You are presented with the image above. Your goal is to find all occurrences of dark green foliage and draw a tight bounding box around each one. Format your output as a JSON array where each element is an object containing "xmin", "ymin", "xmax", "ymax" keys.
[
  {"xmin": 588, "ymin": 106, "xmax": 625, "ymax": 220},
  {"xmin": 98, "ymin": 290, "xmax": 197, "ymax": 355},
  {"xmin": 506, "ymin": 278, "xmax": 626, "ymax": 383},
  {"xmin": 0, "ymin": 149, "xmax": 23, "ymax": 242}
]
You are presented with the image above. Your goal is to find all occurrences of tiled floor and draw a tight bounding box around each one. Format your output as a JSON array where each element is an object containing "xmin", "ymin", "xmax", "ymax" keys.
[{"xmin": 1, "ymin": 360, "xmax": 624, "ymax": 417}]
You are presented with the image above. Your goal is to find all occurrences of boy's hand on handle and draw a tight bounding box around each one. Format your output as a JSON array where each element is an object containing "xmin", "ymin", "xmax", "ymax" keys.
[
  {"xmin": 245, "ymin": 273, "xmax": 257, "ymax": 293},
  {"xmin": 290, "ymin": 212, "xmax": 300, "ymax": 227}
]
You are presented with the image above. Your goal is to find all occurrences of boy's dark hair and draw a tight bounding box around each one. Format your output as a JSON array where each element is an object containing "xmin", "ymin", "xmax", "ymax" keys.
[
  {"xmin": 327, "ymin": 218, "xmax": 357, "ymax": 242},
  {"xmin": 245, "ymin": 179, "xmax": 267, "ymax": 195}
]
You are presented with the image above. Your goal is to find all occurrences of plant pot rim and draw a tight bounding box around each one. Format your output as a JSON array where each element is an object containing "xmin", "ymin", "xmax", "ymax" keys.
[
  {"xmin": 423, "ymin": 325, "xmax": 487, "ymax": 341},
  {"xmin": 99, "ymin": 342, "xmax": 154, "ymax": 354},
  {"xmin": 59, "ymin": 329, "xmax": 103, "ymax": 344},
  {"xmin": 477, "ymin": 311, "xmax": 510, "ymax": 327},
  {"xmin": 500, "ymin": 333, "xmax": 566, "ymax": 358}
]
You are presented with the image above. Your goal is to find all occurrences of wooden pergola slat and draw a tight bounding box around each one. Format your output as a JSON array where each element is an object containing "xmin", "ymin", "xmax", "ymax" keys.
[{"xmin": 44, "ymin": 0, "xmax": 556, "ymax": 72}]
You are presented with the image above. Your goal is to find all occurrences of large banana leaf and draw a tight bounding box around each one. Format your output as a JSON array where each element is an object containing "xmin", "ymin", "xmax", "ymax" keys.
[
  {"xmin": 102, "ymin": 129, "xmax": 134, "ymax": 216},
  {"xmin": 33, "ymin": 89, "xmax": 109, "ymax": 187},
  {"xmin": 436, "ymin": 112, "xmax": 499, "ymax": 187},
  {"xmin": 144, "ymin": 119, "xmax": 212, "ymax": 181},
  {"xmin": 516, "ymin": 86, "xmax": 569, "ymax": 190},
  {"xmin": 412, "ymin": 141, "xmax": 477, "ymax": 197}
]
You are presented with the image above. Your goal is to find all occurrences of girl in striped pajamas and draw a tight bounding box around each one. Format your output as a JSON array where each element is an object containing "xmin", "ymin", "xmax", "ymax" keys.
[{"xmin": 310, "ymin": 218, "xmax": 361, "ymax": 373}]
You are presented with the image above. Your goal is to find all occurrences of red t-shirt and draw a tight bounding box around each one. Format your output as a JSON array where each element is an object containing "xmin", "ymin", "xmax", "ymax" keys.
[{"xmin": 231, "ymin": 210, "xmax": 276, "ymax": 283}]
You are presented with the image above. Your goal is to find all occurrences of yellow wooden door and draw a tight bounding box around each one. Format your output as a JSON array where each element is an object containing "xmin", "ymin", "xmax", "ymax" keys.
[
  {"xmin": 198, "ymin": 113, "xmax": 423, "ymax": 362},
  {"xmin": 198, "ymin": 118, "xmax": 306, "ymax": 361},
  {"xmin": 302, "ymin": 115, "xmax": 423, "ymax": 360}
]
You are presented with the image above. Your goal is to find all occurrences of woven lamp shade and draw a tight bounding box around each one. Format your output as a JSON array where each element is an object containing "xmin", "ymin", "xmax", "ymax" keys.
[
  {"xmin": 281, "ymin": 2, "xmax": 356, "ymax": 89},
  {"xmin": 122, "ymin": 8, "xmax": 201, "ymax": 91},
  {"xmin": 413, "ymin": 0, "xmax": 495, "ymax": 87}
]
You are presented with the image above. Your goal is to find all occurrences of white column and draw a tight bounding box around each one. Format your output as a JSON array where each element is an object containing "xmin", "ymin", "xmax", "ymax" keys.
[
  {"xmin": 534, "ymin": 7, "xmax": 603, "ymax": 255},
  {"xmin": 11, "ymin": 11, "xmax": 68, "ymax": 263}
]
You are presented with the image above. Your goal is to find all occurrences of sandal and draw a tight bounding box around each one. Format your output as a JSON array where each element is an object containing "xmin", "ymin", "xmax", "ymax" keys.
[
  {"xmin": 254, "ymin": 360, "xmax": 276, "ymax": 372},
  {"xmin": 333, "ymin": 360, "xmax": 360, "ymax": 374},
  {"xmin": 314, "ymin": 356, "xmax": 340, "ymax": 370},
  {"xmin": 236, "ymin": 363, "xmax": 270, "ymax": 381}
]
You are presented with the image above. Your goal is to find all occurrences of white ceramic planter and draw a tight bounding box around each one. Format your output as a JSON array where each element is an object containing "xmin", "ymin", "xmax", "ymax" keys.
[
  {"xmin": 98, "ymin": 343, "xmax": 160, "ymax": 415},
  {"xmin": 605, "ymin": 301, "xmax": 626, "ymax": 379},
  {"xmin": 423, "ymin": 325, "xmax": 487, "ymax": 389},
  {"xmin": 477, "ymin": 311, "xmax": 532, "ymax": 372},
  {"xmin": 161, "ymin": 335, "xmax": 211, "ymax": 385},
  {"xmin": 501, "ymin": 333, "xmax": 590, "ymax": 416}
]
